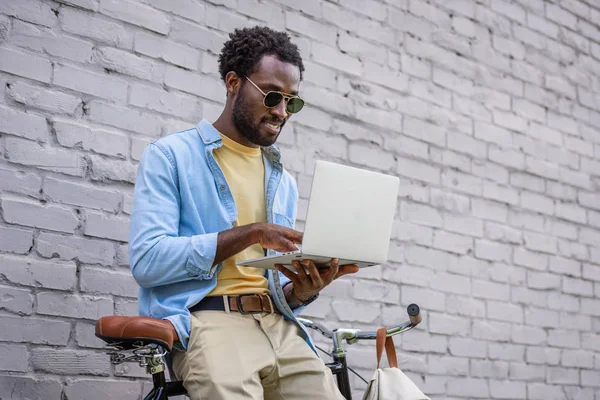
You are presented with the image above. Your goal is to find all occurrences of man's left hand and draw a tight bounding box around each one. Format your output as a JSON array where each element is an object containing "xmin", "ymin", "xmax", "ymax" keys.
[{"xmin": 275, "ymin": 259, "xmax": 359, "ymax": 304}]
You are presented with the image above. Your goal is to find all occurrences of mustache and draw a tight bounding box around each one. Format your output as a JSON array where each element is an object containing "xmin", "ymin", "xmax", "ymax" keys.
[{"xmin": 263, "ymin": 117, "xmax": 285, "ymax": 125}]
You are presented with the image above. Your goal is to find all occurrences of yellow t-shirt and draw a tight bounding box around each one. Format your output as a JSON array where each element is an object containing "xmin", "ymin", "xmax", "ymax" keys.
[{"xmin": 208, "ymin": 133, "xmax": 270, "ymax": 296}]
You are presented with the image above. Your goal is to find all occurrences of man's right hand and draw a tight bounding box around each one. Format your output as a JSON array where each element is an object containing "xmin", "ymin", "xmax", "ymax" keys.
[{"xmin": 254, "ymin": 223, "xmax": 303, "ymax": 253}]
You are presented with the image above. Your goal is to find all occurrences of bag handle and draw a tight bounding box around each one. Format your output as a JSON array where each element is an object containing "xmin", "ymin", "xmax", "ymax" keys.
[{"xmin": 376, "ymin": 327, "xmax": 398, "ymax": 369}]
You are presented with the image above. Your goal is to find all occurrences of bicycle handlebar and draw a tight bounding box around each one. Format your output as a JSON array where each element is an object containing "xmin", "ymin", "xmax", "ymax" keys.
[{"xmin": 298, "ymin": 303, "xmax": 421, "ymax": 343}]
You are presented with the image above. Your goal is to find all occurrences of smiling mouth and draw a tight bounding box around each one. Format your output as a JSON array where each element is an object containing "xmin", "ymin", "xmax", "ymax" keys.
[{"xmin": 263, "ymin": 121, "xmax": 281, "ymax": 134}]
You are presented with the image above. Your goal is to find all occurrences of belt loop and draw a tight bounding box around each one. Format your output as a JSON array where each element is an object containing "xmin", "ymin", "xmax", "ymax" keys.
[
  {"xmin": 222, "ymin": 295, "xmax": 231, "ymax": 313},
  {"xmin": 264, "ymin": 294, "xmax": 275, "ymax": 315}
]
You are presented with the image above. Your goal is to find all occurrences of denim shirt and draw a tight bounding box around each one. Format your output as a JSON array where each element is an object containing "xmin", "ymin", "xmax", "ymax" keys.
[{"xmin": 129, "ymin": 119, "xmax": 313, "ymax": 350}]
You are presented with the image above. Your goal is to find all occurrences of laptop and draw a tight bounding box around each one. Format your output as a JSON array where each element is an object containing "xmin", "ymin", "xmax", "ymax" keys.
[{"xmin": 237, "ymin": 160, "xmax": 400, "ymax": 271}]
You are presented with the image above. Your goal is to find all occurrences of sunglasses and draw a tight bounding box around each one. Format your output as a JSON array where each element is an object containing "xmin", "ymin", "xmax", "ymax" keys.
[{"xmin": 245, "ymin": 76, "xmax": 305, "ymax": 114}]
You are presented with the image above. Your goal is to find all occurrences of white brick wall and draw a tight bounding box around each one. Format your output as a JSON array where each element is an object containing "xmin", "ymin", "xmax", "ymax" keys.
[{"xmin": 0, "ymin": 0, "xmax": 599, "ymax": 398}]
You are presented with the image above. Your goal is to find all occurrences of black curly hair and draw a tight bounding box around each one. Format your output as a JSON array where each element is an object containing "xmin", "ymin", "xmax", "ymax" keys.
[{"xmin": 218, "ymin": 26, "xmax": 305, "ymax": 84}]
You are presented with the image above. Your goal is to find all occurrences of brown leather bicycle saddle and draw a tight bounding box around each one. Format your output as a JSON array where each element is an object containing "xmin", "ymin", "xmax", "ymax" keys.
[{"xmin": 95, "ymin": 316, "xmax": 179, "ymax": 352}]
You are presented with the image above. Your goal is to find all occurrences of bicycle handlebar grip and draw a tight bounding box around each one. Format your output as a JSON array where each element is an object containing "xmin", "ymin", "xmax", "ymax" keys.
[{"xmin": 407, "ymin": 303, "xmax": 421, "ymax": 325}]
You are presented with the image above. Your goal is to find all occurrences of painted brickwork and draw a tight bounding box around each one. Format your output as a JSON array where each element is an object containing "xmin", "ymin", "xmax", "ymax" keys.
[{"xmin": 0, "ymin": 0, "xmax": 599, "ymax": 398}]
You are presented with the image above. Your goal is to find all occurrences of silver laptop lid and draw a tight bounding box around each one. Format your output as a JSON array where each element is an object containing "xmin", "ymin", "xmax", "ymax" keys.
[{"xmin": 301, "ymin": 160, "xmax": 399, "ymax": 264}]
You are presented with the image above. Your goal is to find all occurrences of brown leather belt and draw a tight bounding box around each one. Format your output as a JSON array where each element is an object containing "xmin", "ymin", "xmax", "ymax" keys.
[{"xmin": 189, "ymin": 294, "xmax": 280, "ymax": 315}]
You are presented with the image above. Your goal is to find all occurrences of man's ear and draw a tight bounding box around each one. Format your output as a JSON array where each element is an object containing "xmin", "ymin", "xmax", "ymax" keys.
[{"xmin": 225, "ymin": 72, "xmax": 241, "ymax": 96}]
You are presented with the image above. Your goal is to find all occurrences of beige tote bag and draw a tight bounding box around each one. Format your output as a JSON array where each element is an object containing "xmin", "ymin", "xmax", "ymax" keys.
[{"xmin": 362, "ymin": 328, "xmax": 430, "ymax": 400}]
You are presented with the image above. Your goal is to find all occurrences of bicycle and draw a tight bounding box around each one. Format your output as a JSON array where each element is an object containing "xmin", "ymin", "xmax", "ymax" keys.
[{"xmin": 95, "ymin": 303, "xmax": 422, "ymax": 400}]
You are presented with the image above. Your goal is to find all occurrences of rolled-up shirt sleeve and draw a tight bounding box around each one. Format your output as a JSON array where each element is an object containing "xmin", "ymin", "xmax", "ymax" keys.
[{"xmin": 129, "ymin": 143, "xmax": 218, "ymax": 289}]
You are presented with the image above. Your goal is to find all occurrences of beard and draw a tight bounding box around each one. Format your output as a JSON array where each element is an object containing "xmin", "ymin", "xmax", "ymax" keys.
[{"xmin": 232, "ymin": 87, "xmax": 286, "ymax": 147}]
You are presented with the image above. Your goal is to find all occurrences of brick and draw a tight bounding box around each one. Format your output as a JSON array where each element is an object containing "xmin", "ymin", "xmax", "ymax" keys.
[
  {"xmin": 560, "ymin": 312, "xmax": 591, "ymax": 331},
  {"xmin": 472, "ymin": 279, "xmax": 510, "ymax": 301},
  {"xmin": 472, "ymin": 198, "xmax": 508, "ymax": 223},
  {"xmin": 474, "ymin": 121, "xmax": 512, "ymax": 147},
  {"xmin": 526, "ymin": 346, "xmax": 561, "ymax": 365},
  {"xmin": 428, "ymin": 354, "xmax": 469, "ymax": 376},
  {"xmin": 511, "ymin": 172, "xmax": 545, "ymax": 193},
  {"xmin": 0, "ymin": 315, "xmax": 70, "ymax": 345},
  {"xmin": 583, "ymin": 263, "xmax": 600, "ymax": 282},
  {"xmin": 0, "ymin": 105, "xmax": 49, "ymax": 142},
  {"xmin": 490, "ymin": 263, "xmax": 526, "ymax": 286},
  {"xmin": 527, "ymin": 271, "xmax": 561, "ymax": 289},
  {"xmin": 312, "ymin": 42, "xmax": 362, "ymax": 76},
  {"xmin": 441, "ymin": 169, "xmax": 482, "ymax": 196},
  {"xmin": 443, "ymin": 214, "xmax": 483, "ymax": 237},
  {"xmin": 546, "ymin": 182, "xmax": 577, "ymax": 202},
  {"xmin": 489, "ymin": 343, "xmax": 526, "ymax": 362},
  {"xmin": 430, "ymin": 148, "xmax": 470, "ymax": 172},
  {"xmin": 581, "ymin": 298, "xmax": 600, "ymax": 316},
  {"xmin": 514, "ymin": 247, "xmax": 548, "ymax": 271},
  {"xmin": 427, "ymin": 311, "xmax": 470, "ymax": 337},
  {"xmin": 488, "ymin": 145, "xmax": 525, "ymax": 169},
  {"xmin": 64, "ymin": 379, "xmax": 142, "ymax": 399},
  {"xmin": 129, "ymin": 83, "xmax": 202, "ymax": 120},
  {"xmin": 0, "ymin": 0, "xmax": 57, "ymax": 28},
  {"xmin": 525, "ymin": 307, "xmax": 560, "ymax": 329},
  {"xmin": 547, "ymin": 366, "xmax": 579, "ymax": 385},
  {"xmin": 447, "ymin": 377, "xmax": 489, "ymax": 398},
  {"xmin": 0, "ymin": 167, "xmax": 42, "ymax": 198},
  {"xmin": 0, "ymin": 255, "xmax": 76, "ymax": 290},
  {"xmin": 12, "ymin": 20, "xmax": 93, "ymax": 63},
  {"xmin": 88, "ymin": 154, "xmax": 138, "ymax": 184},
  {"xmin": 396, "ymin": 157, "xmax": 440, "ymax": 185},
  {"xmin": 99, "ymin": 0, "xmax": 169, "ymax": 34},
  {"xmin": 332, "ymin": 300, "xmax": 379, "ymax": 323},
  {"xmin": 37, "ymin": 291, "xmax": 113, "ymax": 320},
  {"xmin": 0, "ymin": 343, "xmax": 28, "ymax": 372},
  {"xmin": 0, "ymin": 47, "xmax": 51, "ymax": 83},
  {"xmin": 475, "ymin": 240, "xmax": 511, "ymax": 263},
  {"xmin": 301, "ymin": 84, "xmax": 353, "ymax": 118},
  {"xmin": 43, "ymin": 176, "xmax": 122, "ymax": 213},
  {"xmin": 561, "ymin": 349, "xmax": 594, "ymax": 368},
  {"xmin": 432, "ymin": 230, "xmax": 473, "ymax": 255},
  {"xmin": 170, "ymin": 18, "xmax": 226, "ymax": 54},
  {"xmin": 1, "ymin": 196, "xmax": 79, "ymax": 233},
  {"xmin": 36, "ymin": 231, "xmax": 115, "ymax": 266},
  {"xmin": 400, "ymin": 330, "xmax": 447, "ymax": 353},
  {"xmin": 94, "ymin": 46, "xmax": 165, "ymax": 83},
  {"xmin": 0, "ymin": 285, "xmax": 33, "ymax": 315},
  {"xmin": 400, "ymin": 202, "xmax": 442, "ymax": 228},
  {"xmin": 80, "ymin": 266, "xmax": 137, "ymax": 297},
  {"xmin": 115, "ymin": 298, "xmax": 138, "ymax": 316},
  {"xmin": 555, "ymin": 202, "xmax": 587, "ymax": 224},
  {"xmin": 0, "ymin": 376, "xmax": 63, "ymax": 399},
  {"xmin": 471, "ymin": 319, "xmax": 511, "ymax": 343},
  {"xmin": 7, "ymin": 81, "xmax": 81, "ymax": 115},
  {"xmin": 31, "ymin": 348, "xmax": 109, "ymax": 376},
  {"xmin": 448, "ymin": 337, "xmax": 487, "ymax": 358},
  {"xmin": 490, "ymin": 379, "xmax": 527, "ymax": 399},
  {"xmin": 53, "ymin": 119, "xmax": 128, "ymax": 158},
  {"xmin": 548, "ymin": 329, "xmax": 580, "ymax": 349},
  {"xmin": 484, "ymin": 222, "xmax": 522, "ymax": 244},
  {"xmin": 87, "ymin": 100, "xmax": 162, "ymax": 137},
  {"xmin": 59, "ymin": 7, "xmax": 133, "ymax": 48},
  {"xmin": 430, "ymin": 272, "xmax": 471, "ymax": 295},
  {"xmin": 519, "ymin": 191, "xmax": 554, "ymax": 216},
  {"xmin": 54, "ymin": 64, "xmax": 128, "ymax": 103},
  {"xmin": 524, "ymin": 232, "xmax": 557, "ymax": 254},
  {"xmin": 483, "ymin": 182, "xmax": 520, "ymax": 206},
  {"xmin": 487, "ymin": 300, "xmax": 523, "ymax": 323},
  {"xmin": 558, "ymin": 167, "xmax": 592, "ymax": 190},
  {"xmin": 0, "ymin": 225, "xmax": 34, "ymax": 254},
  {"xmin": 470, "ymin": 359, "xmax": 510, "ymax": 379},
  {"xmin": 134, "ymin": 32, "xmax": 199, "ymax": 70},
  {"xmin": 328, "ymin": 140, "xmax": 374, "ymax": 167},
  {"xmin": 509, "ymin": 362, "xmax": 547, "ymax": 381},
  {"xmin": 563, "ymin": 276, "xmax": 594, "ymax": 297},
  {"xmin": 285, "ymin": 11, "xmax": 336, "ymax": 47},
  {"xmin": 84, "ymin": 212, "xmax": 129, "ymax": 242}
]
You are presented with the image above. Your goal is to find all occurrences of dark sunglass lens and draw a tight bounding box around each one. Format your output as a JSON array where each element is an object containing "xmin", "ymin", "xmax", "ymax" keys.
[
  {"xmin": 264, "ymin": 92, "xmax": 283, "ymax": 108},
  {"xmin": 286, "ymin": 98, "xmax": 304, "ymax": 114}
]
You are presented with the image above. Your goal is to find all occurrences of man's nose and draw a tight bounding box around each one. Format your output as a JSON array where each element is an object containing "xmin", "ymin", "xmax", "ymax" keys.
[{"xmin": 271, "ymin": 99, "xmax": 288, "ymax": 120}]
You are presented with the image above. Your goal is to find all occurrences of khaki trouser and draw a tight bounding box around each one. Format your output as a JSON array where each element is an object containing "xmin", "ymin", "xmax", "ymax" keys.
[{"xmin": 172, "ymin": 309, "xmax": 344, "ymax": 400}]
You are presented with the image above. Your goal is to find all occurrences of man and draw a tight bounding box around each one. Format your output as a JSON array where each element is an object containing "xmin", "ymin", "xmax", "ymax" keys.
[{"xmin": 129, "ymin": 26, "xmax": 359, "ymax": 399}]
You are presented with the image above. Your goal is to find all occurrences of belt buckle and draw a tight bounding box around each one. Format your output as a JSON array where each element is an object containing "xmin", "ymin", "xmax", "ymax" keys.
[{"xmin": 236, "ymin": 294, "xmax": 261, "ymax": 315}]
